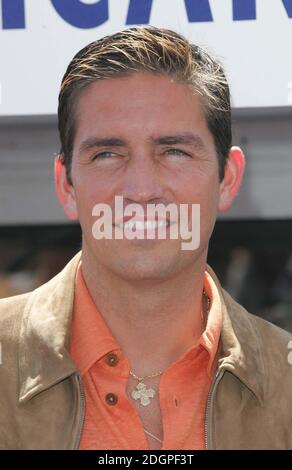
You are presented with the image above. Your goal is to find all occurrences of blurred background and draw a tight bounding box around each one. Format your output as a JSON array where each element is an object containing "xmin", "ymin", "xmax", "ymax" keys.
[{"xmin": 0, "ymin": 0, "xmax": 291, "ymax": 330}]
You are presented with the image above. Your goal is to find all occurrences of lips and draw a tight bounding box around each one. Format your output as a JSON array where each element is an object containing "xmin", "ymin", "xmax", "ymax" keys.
[
  {"xmin": 114, "ymin": 214, "xmax": 172, "ymax": 228},
  {"xmin": 115, "ymin": 219, "xmax": 170, "ymax": 230}
]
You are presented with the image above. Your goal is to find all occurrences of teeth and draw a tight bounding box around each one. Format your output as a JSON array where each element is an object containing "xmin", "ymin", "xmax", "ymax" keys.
[{"xmin": 116, "ymin": 220, "xmax": 169, "ymax": 230}]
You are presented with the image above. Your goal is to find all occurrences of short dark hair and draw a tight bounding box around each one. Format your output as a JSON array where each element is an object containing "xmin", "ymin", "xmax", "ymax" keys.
[{"xmin": 58, "ymin": 26, "xmax": 232, "ymax": 184}]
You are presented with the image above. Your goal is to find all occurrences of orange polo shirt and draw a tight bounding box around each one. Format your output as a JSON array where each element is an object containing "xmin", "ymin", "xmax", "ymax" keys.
[{"xmin": 70, "ymin": 262, "xmax": 222, "ymax": 450}]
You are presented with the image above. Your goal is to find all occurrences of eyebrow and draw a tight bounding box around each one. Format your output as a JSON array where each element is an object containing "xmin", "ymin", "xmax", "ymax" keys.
[
  {"xmin": 78, "ymin": 137, "xmax": 126, "ymax": 155},
  {"xmin": 151, "ymin": 133, "xmax": 206, "ymax": 151},
  {"xmin": 78, "ymin": 132, "xmax": 207, "ymax": 156}
]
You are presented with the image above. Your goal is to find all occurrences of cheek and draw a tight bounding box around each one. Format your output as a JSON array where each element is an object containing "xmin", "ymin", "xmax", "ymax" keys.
[
  {"xmin": 202, "ymin": 182, "xmax": 220, "ymax": 218},
  {"xmin": 183, "ymin": 173, "xmax": 220, "ymax": 229},
  {"xmin": 178, "ymin": 167, "xmax": 219, "ymax": 203},
  {"xmin": 74, "ymin": 173, "xmax": 111, "ymax": 208},
  {"xmin": 72, "ymin": 186, "xmax": 99, "ymax": 231}
]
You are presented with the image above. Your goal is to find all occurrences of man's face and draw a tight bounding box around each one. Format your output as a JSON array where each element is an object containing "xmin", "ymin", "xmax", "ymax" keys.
[{"xmin": 58, "ymin": 72, "xmax": 237, "ymax": 281}]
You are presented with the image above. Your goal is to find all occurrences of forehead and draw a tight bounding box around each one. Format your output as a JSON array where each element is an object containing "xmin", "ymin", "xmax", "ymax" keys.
[{"xmin": 73, "ymin": 72, "xmax": 212, "ymax": 144}]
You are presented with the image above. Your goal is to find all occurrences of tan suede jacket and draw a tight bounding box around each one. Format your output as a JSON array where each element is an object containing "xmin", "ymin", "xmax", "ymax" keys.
[{"xmin": 0, "ymin": 250, "xmax": 292, "ymax": 450}]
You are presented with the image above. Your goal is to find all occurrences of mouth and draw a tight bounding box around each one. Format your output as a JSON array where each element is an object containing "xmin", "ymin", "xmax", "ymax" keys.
[{"xmin": 114, "ymin": 219, "xmax": 171, "ymax": 231}]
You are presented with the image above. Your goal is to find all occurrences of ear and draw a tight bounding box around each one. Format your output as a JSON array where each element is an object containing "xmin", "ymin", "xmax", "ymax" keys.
[
  {"xmin": 54, "ymin": 154, "xmax": 78, "ymax": 220},
  {"xmin": 218, "ymin": 146, "xmax": 246, "ymax": 212}
]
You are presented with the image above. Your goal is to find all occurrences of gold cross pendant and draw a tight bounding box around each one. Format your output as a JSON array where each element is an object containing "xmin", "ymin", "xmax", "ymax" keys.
[{"xmin": 131, "ymin": 382, "xmax": 156, "ymax": 406}]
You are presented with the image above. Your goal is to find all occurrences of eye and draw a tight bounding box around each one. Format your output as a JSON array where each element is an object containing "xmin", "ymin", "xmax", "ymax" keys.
[
  {"xmin": 91, "ymin": 151, "xmax": 117, "ymax": 161},
  {"xmin": 165, "ymin": 148, "xmax": 192, "ymax": 158}
]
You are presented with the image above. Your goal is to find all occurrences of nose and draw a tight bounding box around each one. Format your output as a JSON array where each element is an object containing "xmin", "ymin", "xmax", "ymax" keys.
[{"xmin": 121, "ymin": 151, "xmax": 164, "ymax": 204}]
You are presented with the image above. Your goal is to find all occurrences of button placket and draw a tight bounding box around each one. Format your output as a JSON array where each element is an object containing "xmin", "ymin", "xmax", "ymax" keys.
[{"xmin": 104, "ymin": 353, "xmax": 120, "ymax": 406}]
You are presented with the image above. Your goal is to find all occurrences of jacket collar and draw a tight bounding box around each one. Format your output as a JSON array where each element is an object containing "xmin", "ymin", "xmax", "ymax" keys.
[
  {"xmin": 18, "ymin": 251, "xmax": 265, "ymax": 404},
  {"xmin": 18, "ymin": 251, "xmax": 82, "ymax": 403},
  {"xmin": 207, "ymin": 265, "xmax": 266, "ymax": 404}
]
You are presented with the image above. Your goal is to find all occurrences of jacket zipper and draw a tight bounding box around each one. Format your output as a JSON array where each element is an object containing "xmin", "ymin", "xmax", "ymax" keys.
[
  {"xmin": 74, "ymin": 373, "xmax": 86, "ymax": 450},
  {"xmin": 204, "ymin": 369, "xmax": 224, "ymax": 450}
]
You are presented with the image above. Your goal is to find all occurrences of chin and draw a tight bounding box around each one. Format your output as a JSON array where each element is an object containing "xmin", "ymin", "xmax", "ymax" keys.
[{"xmin": 110, "ymin": 254, "xmax": 179, "ymax": 281}]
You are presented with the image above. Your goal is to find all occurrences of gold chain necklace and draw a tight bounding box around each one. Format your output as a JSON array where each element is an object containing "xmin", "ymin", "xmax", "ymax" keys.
[{"xmin": 130, "ymin": 289, "xmax": 211, "ymax": 407}]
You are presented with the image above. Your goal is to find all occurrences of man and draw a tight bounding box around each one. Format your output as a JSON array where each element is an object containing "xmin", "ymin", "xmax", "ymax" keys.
[{"xmin": 0, "ymin": 26, "xmax": 291, "ymax": 450}]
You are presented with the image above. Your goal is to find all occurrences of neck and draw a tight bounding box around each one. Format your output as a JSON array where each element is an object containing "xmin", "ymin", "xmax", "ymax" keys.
[{"xmin": 80, "ymin": 247, "xmax": 208, "ymax": 375}]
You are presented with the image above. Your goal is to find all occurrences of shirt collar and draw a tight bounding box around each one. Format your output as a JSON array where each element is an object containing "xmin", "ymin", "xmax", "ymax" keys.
[
  {"xmin": 70, "ymin": 261, "xmax": 222, "ymax": 379},
  {"xmin": 199, "ymin": 270, "xmax": 222, "ymax": 377},
  {"xmin": 70, "ymin": 261, "xmax": 120, "ymax": 376}
]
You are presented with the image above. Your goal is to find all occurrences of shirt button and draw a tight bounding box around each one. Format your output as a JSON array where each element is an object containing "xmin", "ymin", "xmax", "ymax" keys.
[
  {"xmin": 105, "ymin": 393, "xmax": 118, "ymax": 406},
  {"xmin": 105, "ymin": 352, "xmax": 119, "ymax": 367}
]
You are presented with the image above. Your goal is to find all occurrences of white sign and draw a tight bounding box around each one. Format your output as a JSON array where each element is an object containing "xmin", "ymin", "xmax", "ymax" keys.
[{"xmin": 0, "ymin": 0, "xmax": 291, "ymax": 116}]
